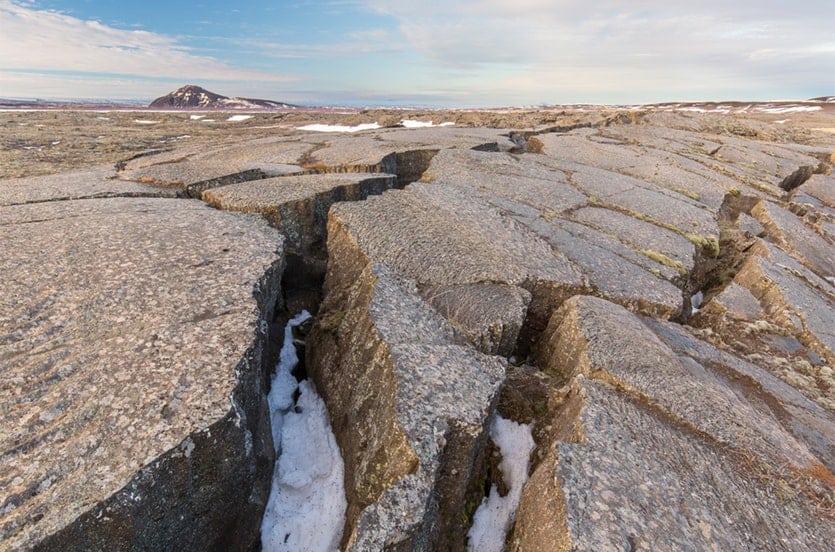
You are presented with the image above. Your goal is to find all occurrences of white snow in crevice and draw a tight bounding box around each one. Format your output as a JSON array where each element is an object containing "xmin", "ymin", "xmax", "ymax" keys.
[
  {"xmin": 133, "ymin": 119, "xmax": 159, "ymax": 125},
  {"xmin": 691, "ymin": 291, "xmax": 704, "ymax": 315},
  {"xmin": 400, "ymin": 119, "xmax": 456, "ymax": 128},
  {"xmin": 297, "ymin": 122, "xmax": 381, "ymax": 133},
  {"xmin": 189, "ymin": 114, "xmax": 205, "ymax": 120},
  {"xmin": 227, "ymin": 114, "xmax": 253, "ymax": 122},
  {"xmin": 467, "ymin": 416, "xmax": 535, "ymax": 552},
  {"xmin": 261, "ymin": 311, "xmax": 347, "ymax": 552}
]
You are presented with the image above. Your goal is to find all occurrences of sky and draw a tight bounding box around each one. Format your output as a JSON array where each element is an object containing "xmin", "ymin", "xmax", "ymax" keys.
[{"xmin": 0, "ymin": 0, "xmax": 833, "ymax": 107}]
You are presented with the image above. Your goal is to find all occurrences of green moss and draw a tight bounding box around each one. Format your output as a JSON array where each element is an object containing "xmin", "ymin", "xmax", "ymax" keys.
[
  {"xmin": 671, "ymin": 187, "xmax": 700, "ymax": 201},
  {"xmin": 686, "ymin": 233, "xmax": 720, "ymax": 258},
  {"xmin": 639, "ymin": 249, "xmax": 688, "ymax": 276}
]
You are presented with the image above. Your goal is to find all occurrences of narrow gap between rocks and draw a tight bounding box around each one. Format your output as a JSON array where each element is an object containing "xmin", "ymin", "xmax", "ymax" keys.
[
  {"xmin": 253, "ymin": 148, "xmax": 442, "ymax": 550},
  {"xmin": 685, "ymin": 191, "xmax": 761, "ymax": 319},
  {"xmin": 260, "ymin": 311, "xmax": 346, "ymax": 552}
]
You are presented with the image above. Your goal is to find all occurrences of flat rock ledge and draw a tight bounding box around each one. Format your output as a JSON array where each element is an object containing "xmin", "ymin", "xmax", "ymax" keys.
[{"xmin": 0, "ymin": 197, "xmax": 283, "ymax": 550}]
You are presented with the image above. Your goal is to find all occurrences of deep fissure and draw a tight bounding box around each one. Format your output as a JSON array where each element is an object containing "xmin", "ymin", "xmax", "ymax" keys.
[{"xmin": 112, "ymin": 130, "xmax": 830, "ymax": 550}]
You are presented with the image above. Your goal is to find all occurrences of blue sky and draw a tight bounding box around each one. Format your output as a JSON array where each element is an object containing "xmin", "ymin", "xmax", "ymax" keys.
[{"xmin": 1, "ymin": 0, "xmax": 833, "ymax": 107}]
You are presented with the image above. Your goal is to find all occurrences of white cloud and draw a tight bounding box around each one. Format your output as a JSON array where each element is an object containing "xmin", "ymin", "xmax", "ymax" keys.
[
  {"xmin": 358, "ymin": 0, "xmax": 835, "ymax": 102},
  {"xmin": 0, "ymin": 1, "xmax": 295, "ymax": 92}
]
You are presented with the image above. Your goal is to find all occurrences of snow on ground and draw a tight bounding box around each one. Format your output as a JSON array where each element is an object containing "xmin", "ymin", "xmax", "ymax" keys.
[
  {"xmin": 297, "ymin": 122, "xmax": 381, "ymax": 133},
  {"xmin": 190, "ymin": 114, "xmax": 205, "ymax": 120},
  {"xmin": 261, "ymin": 311, "xmax": 347, "ymax": 552},
  {"xmin": 467, "ymin": 416, "xmax": 535, "ymax": 552},
  {"xmin": 760, "ymin": 105, "xmax": 822, "ymax": 114},
  {"xmin": 133, "ymin": 119, "xmax": 159, "ymax": 125},
  {"xmin": 401, "ymin": 119, "xmax": 455, "ymax": 128},
  {"xmin": 227, "ymin": 114, "xmax": 253, "ymax": 122}
]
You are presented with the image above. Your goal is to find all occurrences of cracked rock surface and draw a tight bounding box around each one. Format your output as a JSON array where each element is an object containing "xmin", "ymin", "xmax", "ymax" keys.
[
  {"xmin": 1, "ymin": 196, "xmax": 283, "ymax": 550},
  {"xmin": 2, "ymin": 109, "xmax": 834, "ymax": 551}
]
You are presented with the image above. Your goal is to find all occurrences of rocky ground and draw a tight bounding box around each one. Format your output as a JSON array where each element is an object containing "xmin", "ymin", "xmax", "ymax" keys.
[{"xmin": 1, "ymin": 105, "xmax": 833, "ymax": 551}]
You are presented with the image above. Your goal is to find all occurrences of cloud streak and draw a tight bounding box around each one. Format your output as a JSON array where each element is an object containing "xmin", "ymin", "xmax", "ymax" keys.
[
  {"xmin": 358, "ymin": 0, "xmax": 835, "ymax": 102},
  {"xmin": 0, "ymin": 0, "xmax": 296, "ymax": 97}
]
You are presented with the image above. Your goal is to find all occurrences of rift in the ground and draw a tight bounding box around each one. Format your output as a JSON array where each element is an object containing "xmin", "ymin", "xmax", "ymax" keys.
[
  {"xmin": 261, "ymin": 311, "xmax": 346, "ymax": 551},
  {"xmin": 2, "ymin": 105, "xmax": 834, "ymax": 552}
]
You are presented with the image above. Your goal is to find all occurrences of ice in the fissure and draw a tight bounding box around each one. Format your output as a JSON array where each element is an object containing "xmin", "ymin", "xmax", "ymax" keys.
[
  {"xmin": 467, "ymin": 415, "xmax": 535, "ymax": 552},
  {"xmin": 261, "ymin": 311, "xmax": 347, "ymax": 552}
]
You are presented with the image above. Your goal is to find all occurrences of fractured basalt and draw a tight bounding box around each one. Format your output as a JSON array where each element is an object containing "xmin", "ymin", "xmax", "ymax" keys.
[
  {"xmin": 308, "ymin": 262, "xmax": 504, "ymax": 550},
  {"xmin": 202, "ymin": 173, "xmax": 397, "ymax": 254},
  {"xmin": 0, "ymin": 197, "xmax": 283, "ymax": 550},
  {"xmin": 0, "ymin": 165, "xmax": 177, "ymax": 206},
  {"xmin": 512, "ymin": 295, "xmax": 834, "ymax": 551},
  {"xmin": 3, "ymin": 112, "xmax": 834, "ymax": 551}
]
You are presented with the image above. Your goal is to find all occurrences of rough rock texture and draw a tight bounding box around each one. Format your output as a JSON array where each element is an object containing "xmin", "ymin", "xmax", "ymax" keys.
[
  {"xmin": 308, "ymin": 260, "xmax": 504, "ymax": 550},
  {"xmin": 4, "ymin": 111, "xmax": 834, "ymax": 551},
  {"xmin": 0, "ymin": 197, "xmax": 283, "ymax": 550},
  {"xmin": 511, "ymin": 295, "xmax": 834, "ymax": 551},
  {"xmin": 118, "ymin": 137, "xmax": 311, "ymax": 196},
  {"xmin": 203, "ymin": 173, "xmax": 397, "ymax": 253},
  {"xmin": 0, "ymin": 166, "xmax": 177, "ymax": 206}
]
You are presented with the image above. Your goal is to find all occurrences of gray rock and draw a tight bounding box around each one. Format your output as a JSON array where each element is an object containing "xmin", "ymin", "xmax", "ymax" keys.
[
  {"xmin": 535, "ymin": 296, "xmax": 822, "ymax": 469},
  {"xmin": 735, "ymin": 240, "xmax": 835, "ymax": 363},
  {"xmin": 512, "ymin": 296, "xmax": 834, "ymax": 551},
  {"xmin": 752, "ymin": 200, "xmax": 835, "ymax": 278},
  {"xmin": 524, "ymin": 217, "xmax": 684, "ymax": 317},
  {"xmin": 423, "ymin": 149, "xmax": 588, "ymax": 215},
  {"xmin": 203, "ymin": 173, "xmax": 397, "ymax": 253},
  {"xmin": 0, "ymin": 197, "xmax": 282, "ymax": 551},
  {"xmin": 307, "ymin": 262, "xmax": 504, "ymax": 550},
  {"xmin": 512, "ymin": 377, "xmax": 834, "ymax": 552},
  {"xmin": 0, "ymin": 166, "xmax": 177, "ymax": 206},
  {"xmin": 419, "ymin": 283, "xmax": 531, "ymax": 356},
  {"xmin": 798, "ymin": 173, "xmax": 835, "ymax": 208},
  {"xmin": 572, "ymin": 206, "xmax": 697, "ymax": 272}
]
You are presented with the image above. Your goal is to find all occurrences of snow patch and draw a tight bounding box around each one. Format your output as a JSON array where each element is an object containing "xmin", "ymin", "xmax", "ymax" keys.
[
  {"xmin": 190, "ymin": 114, "xmax": 205, "ymax": 120},
  {"xmin": 297, "ymin": 122, "xmax": 381, "ymax": 133},
  {"xmin": 691, "ymin": 291, "xmax": 704, "ymax": 315},
  {"xmin": 261, "ymin": 311, "xmax": 347, "ymax": 552},
  {"xmin": 761, "ymin": 106, "xmax": 822, "ymax": 114},
  {"xmin": 133, "ymin": 119, "xmax": 159, "ymax": 125},
  {"xmin": 400, "ymin": 119, "xmax": 455, "ymax": 128},
  {"xmin": 227, "ymin": 114, "xmax": 253, "ymax": 122},
  {"xmin": 467, "ymin": 416, "xmax": 535, "ymax": 552}
]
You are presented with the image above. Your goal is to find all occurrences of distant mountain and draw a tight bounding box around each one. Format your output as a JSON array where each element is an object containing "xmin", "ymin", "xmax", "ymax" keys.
[{"xmin": 149, "ymin": 85, "xmax": 296, "ymax": 110}]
